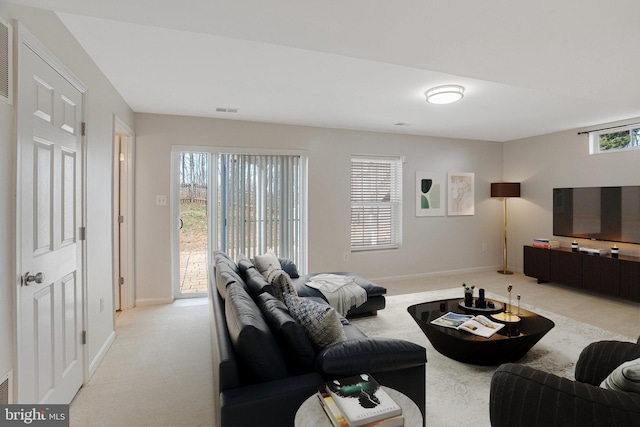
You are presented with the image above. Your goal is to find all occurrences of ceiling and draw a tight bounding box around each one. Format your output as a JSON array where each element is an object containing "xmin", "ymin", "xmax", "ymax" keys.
[{"xmin": 8, "ymin": 0, "xmax": 640, "ymax": 141}]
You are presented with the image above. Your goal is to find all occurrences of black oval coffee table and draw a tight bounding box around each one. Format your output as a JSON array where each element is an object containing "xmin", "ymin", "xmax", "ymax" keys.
[{"xmin": 407, "ymin": 298, "xmax": 555, "ymax": 365}]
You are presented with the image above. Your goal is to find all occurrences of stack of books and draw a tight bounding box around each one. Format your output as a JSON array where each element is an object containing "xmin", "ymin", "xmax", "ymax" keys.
[
  {"xmin": 317, "ymin": 374, "xmax": 404, "ymax": 426},
  {"xmin": 532, "ymin": 238, "xmax": 559, "ymax": 249}
]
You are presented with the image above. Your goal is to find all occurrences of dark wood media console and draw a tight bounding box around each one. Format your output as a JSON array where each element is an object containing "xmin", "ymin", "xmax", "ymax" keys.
[{"xmin": 524, "ymin": 245, "xmax": 640, "ymax": 302}]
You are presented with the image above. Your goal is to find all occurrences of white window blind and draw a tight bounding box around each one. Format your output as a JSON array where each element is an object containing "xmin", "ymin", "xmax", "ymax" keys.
[
  {"xmin": 350, "ymin": 156, "xmax": 402, "ymax": 251},
  {"xmin": 218, "ymin": 153, "xmax": 303, "ymax": 266}
]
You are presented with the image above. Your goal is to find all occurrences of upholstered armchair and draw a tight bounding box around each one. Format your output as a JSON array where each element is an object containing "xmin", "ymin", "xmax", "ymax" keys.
[{"xmin": 490, "ymin": 338, "xmax": 640, "ymax": 426}]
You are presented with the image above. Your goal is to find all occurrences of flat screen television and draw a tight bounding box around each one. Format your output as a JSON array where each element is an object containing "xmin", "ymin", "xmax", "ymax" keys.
[{"xmin": 553, "ymin": 186, "xmax": 640, "ymax": 244}]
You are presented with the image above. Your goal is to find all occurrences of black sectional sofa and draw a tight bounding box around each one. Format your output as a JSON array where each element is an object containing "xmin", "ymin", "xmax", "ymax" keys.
[{"xmin": 209, "ymin": 251, "xmax": 427, "ymax": 427}]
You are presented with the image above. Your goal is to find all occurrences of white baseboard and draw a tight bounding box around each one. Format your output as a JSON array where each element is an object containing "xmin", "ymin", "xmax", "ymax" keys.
[
  {"xmin": 371, "ymin": 264, "xmax": 521, "ymax": 285},
  {"xmin": 135, "ymin": 297, "xmax": 174, "ymax": 306},
  {"xmin": 88, "ymin": 330, "xmax": 115, "ymax": 379}
]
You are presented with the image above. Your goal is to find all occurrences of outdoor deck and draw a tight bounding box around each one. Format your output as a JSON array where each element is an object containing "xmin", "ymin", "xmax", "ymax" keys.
[{"xmin": 179, "ymin": 250, "xmax": 208, "ymax": 294}]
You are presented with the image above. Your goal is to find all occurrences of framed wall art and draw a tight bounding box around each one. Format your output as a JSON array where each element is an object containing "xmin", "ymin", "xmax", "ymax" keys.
[
  {"xmin": 448, "ymin": 172, "xmax": 474, "ymax": 216},
  {"xmin": 416, "ymin": 172, "xmax": 445, "ymax": 216}
]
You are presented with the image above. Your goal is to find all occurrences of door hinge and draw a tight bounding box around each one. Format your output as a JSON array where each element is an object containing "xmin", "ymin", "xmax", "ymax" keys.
[
  {"xmin": 81, "ymin": 122, "xmax": 86, "ymax": 136},
  {"xmin": 118, "ymin": 215, "xmax": 124, "ymax": 224},
  {"xmin": 81, "ymin": 330, "xmax": 87, "ymax": 345},
  {"xmin": 119, "ymin": 277, "xmax": 124, "ymax": 286},
  {"xmin": 79, "ymin": 226, "xmax": 86, "ymax": 241}
]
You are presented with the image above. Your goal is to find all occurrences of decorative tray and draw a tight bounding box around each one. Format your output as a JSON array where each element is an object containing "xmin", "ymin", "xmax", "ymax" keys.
[{"xmin": 458, "ymin": 299, "xmax": 503, "ymax": 315}]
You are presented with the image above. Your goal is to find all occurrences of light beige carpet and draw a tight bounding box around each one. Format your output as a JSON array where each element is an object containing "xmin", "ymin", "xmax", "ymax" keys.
[{"xmin": 69, "ymin": 298, "xmax": 213, "ymax": 427}]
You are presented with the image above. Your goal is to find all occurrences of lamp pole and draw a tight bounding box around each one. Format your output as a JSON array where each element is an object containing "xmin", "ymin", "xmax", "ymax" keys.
[
  {"xmin": 491, "ymin": 182, "xmax": 520, "ymax": 274},
  {"xmin": 498, "ymin": 196, "xmax": 513, "ymax": 274}
]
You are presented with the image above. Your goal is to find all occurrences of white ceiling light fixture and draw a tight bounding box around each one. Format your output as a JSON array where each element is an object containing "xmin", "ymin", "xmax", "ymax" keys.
[{"xmin": 425, "ymin": 85, "xmax": 465, "ymax": 104}]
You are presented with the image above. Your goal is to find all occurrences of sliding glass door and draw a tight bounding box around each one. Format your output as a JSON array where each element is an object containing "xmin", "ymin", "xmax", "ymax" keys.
[
  {"xmin": 175, "ymin": 151, "xmax": 209, "ymax": 298},
  {"xmin": 171, "ymin": 148, "xmax": 307, "ymax": 299},
  {"xmin": 217, "ymin": 153, "xmax": 305, "ymax": 270}
]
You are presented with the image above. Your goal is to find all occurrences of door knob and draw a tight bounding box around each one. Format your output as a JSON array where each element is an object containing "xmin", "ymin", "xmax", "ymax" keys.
[{"xmin": 23, "ymin": 272, "xmax": 44, "ymax": 286}]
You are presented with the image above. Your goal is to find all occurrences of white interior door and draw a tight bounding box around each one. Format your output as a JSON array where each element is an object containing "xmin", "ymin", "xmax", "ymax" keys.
[{"xmin": 16, "ymin": 31, "xmax": 85, "ymax": 404}]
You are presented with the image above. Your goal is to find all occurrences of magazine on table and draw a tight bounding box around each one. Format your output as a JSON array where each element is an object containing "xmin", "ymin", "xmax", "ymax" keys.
[
  {"xmin": 317, "ymin": 386, "xmax": 405, "ymax": 427},
  {"xmin": 431, "ymin": 312, "xmax": 504, "ymax": 338},
  {"xmin": 321, "ymin": 374, "xmax": 403, "ymax": 427}
]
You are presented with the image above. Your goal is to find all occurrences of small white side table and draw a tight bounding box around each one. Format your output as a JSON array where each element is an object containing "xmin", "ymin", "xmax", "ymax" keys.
[{"xmin": 294, "ymin": 386, "xmax": 422, "ymax": 427}]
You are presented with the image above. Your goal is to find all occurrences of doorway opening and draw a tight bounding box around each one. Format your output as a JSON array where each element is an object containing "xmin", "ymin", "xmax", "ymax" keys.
[
  {"xmin": 113, "ymin": 117, "xmax": 135, "ymax": 311},
  {"xmin": 176, "ymin": 152, "xmax": 209, "ymax": 297}
]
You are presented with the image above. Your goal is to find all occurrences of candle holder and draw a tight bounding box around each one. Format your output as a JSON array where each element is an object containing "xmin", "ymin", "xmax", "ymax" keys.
[
  {"xmin": 490, "ymin": 284, "xmax": 521, "ymax": 336},
  {"xmin": 476, "ymin": 288, "xmax": 487, "ymax": 308},
  {"xmin": 462, "ymin": 283, "xmax": 475, "ymax": 307},
  {"xmin": 611, "ymin": 245, "xmax": 619, "ymax": 258}
]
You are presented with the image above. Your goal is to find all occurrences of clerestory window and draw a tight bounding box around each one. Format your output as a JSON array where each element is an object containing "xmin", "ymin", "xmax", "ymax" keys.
[{"xmin": 590, "ymin": 124, "xmax": 640, "ymax": 154}]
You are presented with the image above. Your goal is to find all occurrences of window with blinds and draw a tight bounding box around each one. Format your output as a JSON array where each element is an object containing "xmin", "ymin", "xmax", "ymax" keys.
[
  {"xmin": 217, "ymin": 153, "xmax": 304, "ymax": 268},
  {"xmin": 350, "ymin": 156, "xmax": 402, "ymax": 251}
]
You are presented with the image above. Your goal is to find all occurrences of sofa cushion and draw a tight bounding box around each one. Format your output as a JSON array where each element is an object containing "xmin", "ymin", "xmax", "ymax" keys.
[
  {"xmin": 244, "ymin": 267, "xmax": 275, "ymax": 297},
  {"xmin": 214, "ymin": 251, "xmax": 240, "ymax": 273},
  {"xmin": 225, "ymin": 283, "xmax": 288, "ymax": 383},
  {"xmin": 236, "ymin": 255, "xmax": 256, "ymax": 278},
  {"xmin": 601, "ymin": 357, "xmax": 640, "ymax": 393},
  {"xmin": 257, "ymin": 293, "xmax": 316, "ymax": 373},
  {"xmin": 315, "ymin": 337, "xmax": 427, "ymax": 377},
  {"xmin": 215, "ymin": 256, "xmax": 244, "ymax": 300},
  {"xmin": 284, "ymin": 294, "xmax": 347, "ymax": 348}
]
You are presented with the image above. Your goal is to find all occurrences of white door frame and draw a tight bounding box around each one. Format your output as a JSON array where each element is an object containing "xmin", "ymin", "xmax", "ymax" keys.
[
  {"xmin": 112, "ymin": 116, "xmax": 136, "ymax": 311},
  {"xmin": 15, "ymin": 22, "xmax": 88, "ymax": 400}
]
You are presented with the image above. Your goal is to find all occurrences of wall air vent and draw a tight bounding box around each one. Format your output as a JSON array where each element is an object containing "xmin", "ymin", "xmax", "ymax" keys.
[
  {"xmin": 0, "ymin": 16, "xmax": 12, "ymax": 105},
  {"xmin": 216, "ymin": 107, "xmax": 238, "ymax": 113}
]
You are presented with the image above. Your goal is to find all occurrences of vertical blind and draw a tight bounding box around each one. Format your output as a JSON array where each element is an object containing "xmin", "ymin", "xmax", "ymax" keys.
[
  {"xmin": 218, "ymin": 153, "xmax": 302, "ymax": 266},
  {"xmin": 350, "ymin": 156, "xmax": 402, "ymax": 250}
]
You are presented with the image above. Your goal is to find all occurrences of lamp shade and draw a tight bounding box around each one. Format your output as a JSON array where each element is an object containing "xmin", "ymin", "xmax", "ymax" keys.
[{"xmin": 491, "ymin": 182, "xmax": 521, "ymax": 198}]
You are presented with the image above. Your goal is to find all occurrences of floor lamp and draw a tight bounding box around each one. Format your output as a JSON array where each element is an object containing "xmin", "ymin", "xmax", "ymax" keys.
[{"xmin": 491, "ymin": 182, "xmax": 521, "ymax": 275}]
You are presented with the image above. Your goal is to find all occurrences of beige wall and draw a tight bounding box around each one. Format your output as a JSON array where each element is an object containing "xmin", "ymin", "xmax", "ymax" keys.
[
  {"xmin": 505, "ymin": 119, "xmax": 640, "ymax": 271},
  {"xmin": 135, "ymin": 113, "xmax": 505, "ymax": 302},
  {"xmin": 0, "ymin": 3, "xmax": 135, "ymax": 392}
]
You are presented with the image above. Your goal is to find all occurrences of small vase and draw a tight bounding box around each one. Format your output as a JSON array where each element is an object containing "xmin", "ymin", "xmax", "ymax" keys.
[{"xmin": 464, "ymin": 292, "xmax": 473, "ymax": 307}]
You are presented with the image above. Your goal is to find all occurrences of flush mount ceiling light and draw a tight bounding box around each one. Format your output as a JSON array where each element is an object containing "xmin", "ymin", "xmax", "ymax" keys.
[{"xmin": 425, "ymin": 85, "xmax": 465, "ymax": 104}]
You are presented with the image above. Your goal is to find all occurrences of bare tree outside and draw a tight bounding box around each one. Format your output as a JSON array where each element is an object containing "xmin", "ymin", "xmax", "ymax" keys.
[{"xmin": 179, "ymin": 152, "xmax": 208, "ymax": 294}]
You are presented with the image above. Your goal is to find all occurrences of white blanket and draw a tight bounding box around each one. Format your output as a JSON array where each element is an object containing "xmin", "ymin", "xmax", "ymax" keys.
[{"xmin": 305, "ymin": 274, "xmax": 367, "ymax": 316}]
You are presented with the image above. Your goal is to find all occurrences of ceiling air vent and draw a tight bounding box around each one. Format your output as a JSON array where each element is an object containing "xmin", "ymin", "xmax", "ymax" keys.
[
  {"xmin": 216, "ymin": 107, "xmax": 238, "ymax": 113},
  {"xmin": 0, "ymin": 16, "xmax": 12, "ymax": 105}
]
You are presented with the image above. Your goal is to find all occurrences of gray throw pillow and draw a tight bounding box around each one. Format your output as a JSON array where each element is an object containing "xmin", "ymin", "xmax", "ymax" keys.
[
  {"xmin": 600, "ymin": 357, "xmax": 640, "ymax": 393},
  {"xmin": 284, "ymin": 293, "xmax": 347, "ymax": 348},
  {"xmin": 278, "ymin": 258, "xmax": 300, "ymax": 278}
]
